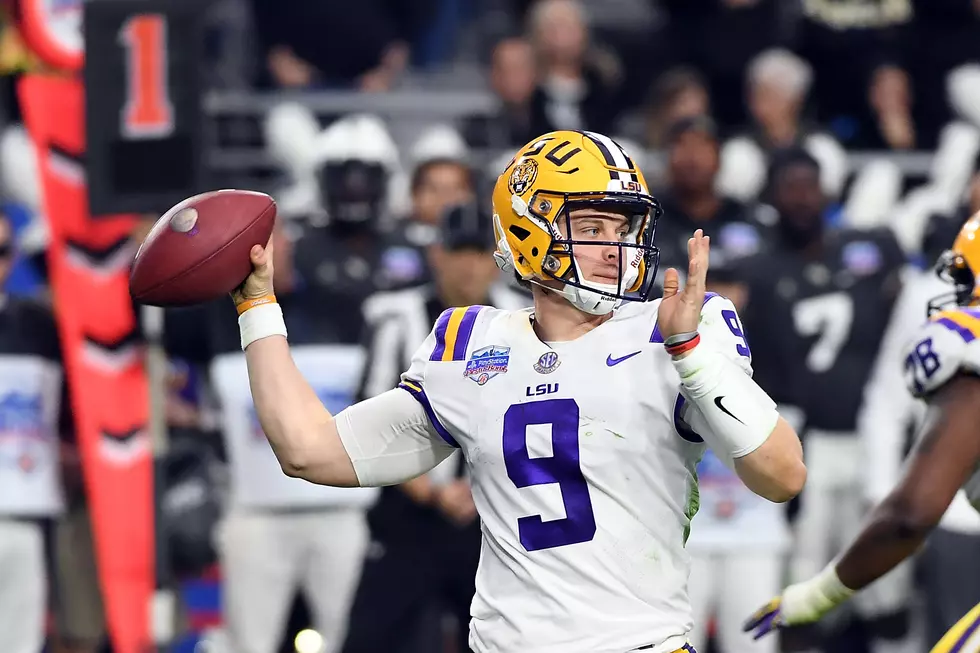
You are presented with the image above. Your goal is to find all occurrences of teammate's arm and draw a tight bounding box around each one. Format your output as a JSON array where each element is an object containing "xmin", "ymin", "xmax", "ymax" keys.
[
  {"xmin": 745, "ymin": 374, "xmax": 980, "ymax": 636},
  {"xmin": 835, "ymin": 374, "xmax": 980, "ymax": 588},
  {"xmin": 237, "ymin": 240, "xmax": 455, "ymax": 488}
]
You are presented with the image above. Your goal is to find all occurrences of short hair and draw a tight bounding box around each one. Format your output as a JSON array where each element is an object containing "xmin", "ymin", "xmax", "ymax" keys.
[
  {"xmin": 410, "ymin": 158, "xmax": 476, "ymax": 195},
  {"xmin": 664, "ymin": 115, "xmax": 719, "ymax": 149},
  {"xmin": 647, "ymin": 66, "xmax": 709, "ymax": 115},
  {"xmin": 527, "ymin": 0, "xmax": 587, "ymax": 36},
  {"xmin": 748, "ymin": 48, "xmax": 813, "ymax": 99},
  {"xmin": 765, "ymin": 147, "xmax": 821, "ymax": 196}
]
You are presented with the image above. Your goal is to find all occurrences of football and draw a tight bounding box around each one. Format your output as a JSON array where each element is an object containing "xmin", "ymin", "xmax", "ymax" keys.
[{"xmin": 129, "ymin": 189, "xmax": 277, "ymax": 307}]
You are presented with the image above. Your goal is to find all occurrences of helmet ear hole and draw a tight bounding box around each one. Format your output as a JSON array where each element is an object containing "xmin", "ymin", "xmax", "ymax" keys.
[
  {"xmin": 509, "ymin": 225, "xmax": 531, "ymax": 241},
  {"xmin": 531, "ymin": 247, "xmax": 539, "ymax": 257}
]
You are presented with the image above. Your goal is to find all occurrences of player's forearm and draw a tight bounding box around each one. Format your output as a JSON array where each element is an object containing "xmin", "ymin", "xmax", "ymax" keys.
[
  {"xmin": 244, "ymin": 334, "xmax": 358, "ymax": 486},
  {"xmin": 733, "ymin": 417, "xmax": 806, "ymax": 502},
  {"xmin": 833, "ymin": 493, "xmax": 932, "ymax": 591},
  {"xmin": 674, "ymin": 346, "xmax": 806, "ymax": 502}
]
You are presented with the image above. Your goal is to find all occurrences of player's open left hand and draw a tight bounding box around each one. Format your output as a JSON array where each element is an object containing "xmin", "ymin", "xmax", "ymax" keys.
[
  {"xmin": 658, "ymin": 229, "xmax": 709, "ymax": 340},
  {"xmin": 231, "ymin": 235, "xmax": 275, "ymax": 306}
]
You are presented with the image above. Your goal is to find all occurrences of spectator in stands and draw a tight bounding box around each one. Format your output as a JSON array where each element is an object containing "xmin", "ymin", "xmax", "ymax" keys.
[
  {"xmin": 250, "ymin": 0, "xmax": 436, "ymax": 90},
  {"xmin": 462, "ymin": 37, "xmax": 538, "ymax": 149},
  {"xmin": 0, "ymin": 211, "xmax": 67, "ymax": 653},
  {"xmin": 908, "ymin": 0, "xmax": 980, "ymax": 146},
  {"xmin": 525, "ymin": 0, "xmax": 620, "ymax": 135},
  {"xmin": 659, "ymin": 0, "xmax": 782, "ymax": 130},
  {"xmin": 642, "ymin": 66, "xmax": 711, "ymax": 149},
  {"xmin": 796, "ymin": 0, "xmax": 917, "ymax": 149},
  {"xmin": 343, "ymin": 201, "xmax": 528, "ymax": 653},
  {"xmin": 386, "ymin": 157, "xmax": 477, "ymax": 287},
  {"xmin": 717, "ymin": 49, "xmax": 847, "ymax": 203},
  {"xmin": 166, "ymin": 221, "xmax": 375, "ymax": 653},
  {"xmin": 654, "ymin": 116, "xmax": 773, "ymax": 283}
]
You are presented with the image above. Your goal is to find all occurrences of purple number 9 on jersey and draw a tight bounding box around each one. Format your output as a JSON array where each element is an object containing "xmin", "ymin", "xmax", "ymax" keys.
[
  {"xmin": 722, "ymin": 309, "xmax": 751, "ymax": 358},
  {"xmin": 503, "ymin": 398, "xmax": 597, "ymax": 551}
]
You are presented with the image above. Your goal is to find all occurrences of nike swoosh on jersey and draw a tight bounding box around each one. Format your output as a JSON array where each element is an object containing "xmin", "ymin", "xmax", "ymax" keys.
[
  {"xmin": 606, "ymin": 351, "xmax": 641, "ymax": 366},
  {"xmin": 713, "ymin": 396, "xmax": 745, "ymax": 424}
]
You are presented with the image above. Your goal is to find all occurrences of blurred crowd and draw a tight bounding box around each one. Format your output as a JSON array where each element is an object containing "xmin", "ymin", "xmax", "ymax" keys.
[{"xmin": 3, "ymin": 1, "xmax": 980, "ymax": 653}]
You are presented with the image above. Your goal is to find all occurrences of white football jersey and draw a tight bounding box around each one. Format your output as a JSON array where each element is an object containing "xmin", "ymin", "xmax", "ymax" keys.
[
  {"xmin": 398, "ymin": 293, "xmax": 757, "ymax": 653},
  {"xmin": 903, "ymin": 306, "xmax": 980, "ymax": 511}
]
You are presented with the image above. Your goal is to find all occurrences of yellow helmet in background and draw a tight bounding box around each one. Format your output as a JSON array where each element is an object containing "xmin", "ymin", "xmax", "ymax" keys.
[
  {"xmin": 930, "ymin": 211, "xmax": 980, "ymax": 315},
  {"xmin": 491, "ymin": 130, "xmax": 663, "ymax": 315}
]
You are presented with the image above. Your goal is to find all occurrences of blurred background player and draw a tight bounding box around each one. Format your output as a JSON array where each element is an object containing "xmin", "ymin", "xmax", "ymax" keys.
[
  {"xmin": 0, "ymin": 211, "xmax": 66, "ymax": 653},
  {"xmin": 343, "ymin": 200, "xmax": 527, "ymax": 653},
  {"xmin": 654, "ymin": 117, "xmax": 774, "ymax": 285},
  {"xmin": 736, "ymin": 148, "xmax": 912, "ymax": 651},
  {"xmin": 291, "ymin": 117, "xmax": 431, "ymax": 323},
  {"xmin": 164, "ymin": 220, "xmax": 377, "ymax": 653},
  {"xmin": 383, "ymin": 156, "xmax": 479, "ymax": 285},
  {"xmin": 744, "ymin": 211, "xmax": 980, "ymax": 652}
]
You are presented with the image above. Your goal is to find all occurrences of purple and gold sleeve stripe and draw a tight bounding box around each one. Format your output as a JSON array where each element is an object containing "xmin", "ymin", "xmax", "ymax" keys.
[
  {"xmin": 397, "ymin": 380, "xmax": 460, "ymax": 448},
  {"xmin": 932, "ymin": 601, "xmax": 980, "ymax": 652},
  {"xmin": 651, "ymin": 292, "xmax": 719, "ymax": 343},
  {"xmin": 930, "ymin": 310, "xmax": 980, "ymax": 343},
  {"xmin": 430, "ymin": 305, "xmax": 484, "ymax": 362}
]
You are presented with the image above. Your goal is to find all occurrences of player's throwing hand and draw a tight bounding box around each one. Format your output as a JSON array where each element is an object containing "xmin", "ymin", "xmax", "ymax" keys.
[
  {"xmin": 231, "ymin": 235, "xmax": 275, "ymax": 306},
  {"xmin": 658, "ymin": 229, "xmax": 710, "ymax": 340}
]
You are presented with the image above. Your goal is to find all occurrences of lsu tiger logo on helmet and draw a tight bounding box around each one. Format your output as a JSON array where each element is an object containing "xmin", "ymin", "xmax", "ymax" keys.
[
  {"xmin": 492, "ymin": 130, "xmax": 663, "ymax": 315},
  {"xmin": 930, "ymin": 211, "xmax": 980, "ymax": 315},
  {"xmin": 508, "ymin": 159, "xmax": 538, "ymax": 196}
]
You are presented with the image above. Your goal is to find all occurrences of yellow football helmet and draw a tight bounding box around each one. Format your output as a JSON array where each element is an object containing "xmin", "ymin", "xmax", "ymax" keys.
[
  {"xmin": 491, "ymin": 130, "xmax": 663, "ymax": 315},
  {"xmin": 930, "ymin": 211, "xmax": 980, "ymax": 315}
]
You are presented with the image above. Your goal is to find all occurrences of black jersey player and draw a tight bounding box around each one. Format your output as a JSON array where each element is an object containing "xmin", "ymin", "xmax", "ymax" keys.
[{"xmin": 735, "ymin": 148, "xmax": 909, "ymax": 647}]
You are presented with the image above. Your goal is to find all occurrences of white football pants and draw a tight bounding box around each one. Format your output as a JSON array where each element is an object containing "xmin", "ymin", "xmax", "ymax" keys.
[
  {"xmin": 0, "ymin": 519, "xmax": 46, "ymax": 653},
  {"xmin": 688, "ymin": 550, "xmax": 783, "ymax": 653},
  {"xmin": 217, "ymin": 507, "xmax": 369, "ymax": 653}
]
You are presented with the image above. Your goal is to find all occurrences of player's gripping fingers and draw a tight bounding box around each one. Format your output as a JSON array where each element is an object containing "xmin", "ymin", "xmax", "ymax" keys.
[{"xmin": 742, "ymin": 597, "xmax": 782, "ymax": 640}]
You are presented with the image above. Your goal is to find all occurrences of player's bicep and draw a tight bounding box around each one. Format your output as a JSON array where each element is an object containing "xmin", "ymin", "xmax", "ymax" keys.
[
  {"xmin": 335, "ymin": 388, "xmax": 456, "ymax": 487},
  {"xmin": 890, "ymin": 374, "xmax": 980, "ymax": 523}
]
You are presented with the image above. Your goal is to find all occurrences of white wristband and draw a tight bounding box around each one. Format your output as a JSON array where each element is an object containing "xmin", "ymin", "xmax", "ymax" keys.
[
  {"xmin": 781, "ymin": 565, "xmax": 855, "ymax": 625},
  {"xmin": 239, "ymin": 303, "xmax": 287, "ymax": 350},
  {"xmin": 672, "ymin": 344, "xmax": 779, "ymax": 458}
]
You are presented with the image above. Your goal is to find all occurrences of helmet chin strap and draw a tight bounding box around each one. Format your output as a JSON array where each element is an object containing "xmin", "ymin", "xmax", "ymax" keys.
[{"xmin": 550, "ymin": 255, "xmax": 641, "ymax": 316}]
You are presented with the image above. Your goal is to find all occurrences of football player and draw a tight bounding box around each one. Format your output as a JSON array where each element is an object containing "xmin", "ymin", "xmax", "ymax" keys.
[
  {"xmin": 743, "ymin": 212, "xmax": 980, "ymax": 652},
  {"xmin": 235, "ymin": 130, "xmax": 805, "ymax": 653}
]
